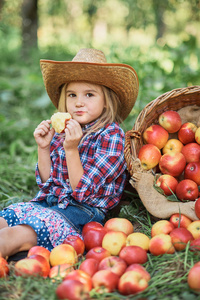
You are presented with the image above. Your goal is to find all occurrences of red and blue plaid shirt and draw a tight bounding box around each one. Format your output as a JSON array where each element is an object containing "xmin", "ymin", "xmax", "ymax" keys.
[{"xmin": 31, "ymin": 121, "xmax": 127, "ymax": 213}]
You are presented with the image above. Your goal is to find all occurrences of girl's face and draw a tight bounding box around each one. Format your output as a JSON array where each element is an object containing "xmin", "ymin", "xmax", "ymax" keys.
[{"xmin": 66, "ymin": 82, "xmax": 105, "ymax": 125}]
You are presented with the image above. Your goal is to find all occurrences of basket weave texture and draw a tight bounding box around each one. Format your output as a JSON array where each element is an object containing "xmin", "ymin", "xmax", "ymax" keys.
[{"xmin": 124, "ymin": 85, "xmax": 200, "ymax": 220}]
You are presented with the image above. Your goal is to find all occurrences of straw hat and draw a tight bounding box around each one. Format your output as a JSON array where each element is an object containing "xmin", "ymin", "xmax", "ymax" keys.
[{"xmin": 40, "ymin": 48, "xmax": 139, "ymax": 121}]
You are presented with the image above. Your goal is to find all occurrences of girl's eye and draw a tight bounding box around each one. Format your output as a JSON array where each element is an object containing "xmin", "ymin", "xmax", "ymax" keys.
[
  {"xmin": 67, "ymin": 93, "xmax": 76, "ymax": 98},
  {"xmin": 86, "ymin": 93, "xmax": 93, "ymax": 97}
]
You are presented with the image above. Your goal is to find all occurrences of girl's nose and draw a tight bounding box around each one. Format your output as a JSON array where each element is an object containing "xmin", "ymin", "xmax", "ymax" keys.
[{"xmin": 75, "ymin": 96, "xmax": 84, "ymax": 107}]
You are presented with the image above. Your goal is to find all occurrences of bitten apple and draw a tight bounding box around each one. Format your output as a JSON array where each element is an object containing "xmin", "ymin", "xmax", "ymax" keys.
[
  {"xmin": 176, "ymin": 179, "xmax": 199, "ymax": 201},
  {"xmin": 104, "ymin": 217, "xmax": 134, "ymax": 235},
  {"xmin": 151, "ymin": 220, "xmax": 174, "ymax": 237},
  {"xmin": 159, "ymin": 152, "xmax": 186, "ymax": 177},
  {"xmin": 143, "ymin": 124, "xmax": 169, "ymax": 149},
  {"xmin": 138, "ymin": 144, "xmax": 161, "ymax": 170},
  {"xmin": 149, "ymin": 234, "xmax": 175, "ymax": 256},
  {"xmin": 51, "ymin": 112, "xmax": 72, "ymax": 133},
  {"xmin": 158, "ymin": 110, "xmax": 182, "ymax": 133},
  {"xmin": 102, "ymin": 231, "xmax": 127, "ymax": 256},
  {"xmin": 155, "ymin": 174, "xmax": 178, "ymax": 196},
  {"xmin": 169, "ymin": 213, "xmax": 192, "ymax": 228},
  {"xmin": 162, "ymin": 139, "xmax": 183, "ymax": 155},
  {"xmin": 181, "ymin": 143, "xmax": 200, "ymax": 163},
  {"xmin": 178, "ymin": 122, "xmax": 197, "ymax": 144},
  {"xmin": 184, "ymin": 162, "xmax": 200, "ymax": 186},
  {"xmin": 169, "ymin": 228, "xmax": 193, "ymax": 251},
  {"xmin": 118, "ymin": 270, "xmax": 149, "ymax": 295}
]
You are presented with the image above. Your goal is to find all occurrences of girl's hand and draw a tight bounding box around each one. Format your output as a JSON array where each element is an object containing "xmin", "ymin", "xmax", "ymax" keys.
[
  {"xmin": 34, "ymin": 120, "xmax": 55, "ymax": 149},
  {"xmin": 63, "ymin": 119, "xmax": 83, "ymax": 151}
]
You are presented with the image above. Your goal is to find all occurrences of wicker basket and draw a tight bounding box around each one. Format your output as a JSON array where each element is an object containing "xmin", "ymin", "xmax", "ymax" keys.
[{"xmin": 124, "ymin": 85, "xmax": 200, "ymax": 221}]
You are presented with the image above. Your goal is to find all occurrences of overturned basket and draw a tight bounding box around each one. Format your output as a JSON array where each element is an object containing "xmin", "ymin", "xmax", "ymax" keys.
[{"xmin": 125, "ymin": 85, "xmax": 200, "ymax": 221}]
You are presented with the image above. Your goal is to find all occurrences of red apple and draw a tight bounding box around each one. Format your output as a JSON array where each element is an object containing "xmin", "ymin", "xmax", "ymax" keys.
[
  {"xmin": 27, "ymin": 246, "xmax": 51, "ymax": 263},
  {"xmin": 104, "ymin": 217, "xmax": 134, "ymax": 235},
  {"xmin": 138, "ymin": 144, "xmax": 161, "ymax": 170},
  {"xmin": 176, "ymin": 179, "xmax": 199, "ymax": 201},
  {"xmin": 119, "ymin": 245, "xmax": 148, "ymax": 265},
  {"xmin": 83, "ymin": 227, "xmax": 107, "ymax": 251},
  {"xmin": 187, "ymin": 220, "xmax": 200, "ymax": 239},
  {"xmin": 151, "ymin": 220, "xmax": 174, "ymax": 237},
  {"xmin": 28, "ymin": 254, "xmax": 50, "ymax": 277},
  {"xmin": 102, "ymin": 230, "xmax": 127, "ymax": 256},
  {"xmin": 162, "ymin": 139, "xmax": 183, "ymax": 155},
  {"xmin": 125, "ymin": 264, "xmax": 151, "ymax": 282},
  {"xmin": 49, "ymin": 244, "xmax": 78, "ymax": 267},
  {"xmin": 82, "ymin": 221, "xmax": 103, "ymax": 238},
  {"xmin": 159, "ymin": 152, "xmax": 186, "ymax": 177},
  {"xmin": 92, "ymin": 269, "xmax": 119, "ymax": 293},
  {"xmin": 181, "ymin": 143, "xmax": 200, "ymax": 163},
  {"xmin": 159, "ymin": 110, "xmax": 182, "ymax": 133},
  {"xmin": 85, "ymin": 246, "xmax": 111, "ymax": 262},
  {"xmin": 169, "ymin": 227, "xmax": 193, "ymax": 251},
  {"xmin": 98, "ymin": 256, "xmax": 127, "ymax": 277},
  {"xmin": 0, "ymin": 257, "xmax": 9, "ymax": 278},
  {"xmin": 195, "ymin": 198, "xmax": 200, "ymax": 219},
  {"xmin": 190, "ymin": 237, "xmax": 200, "ymax": 253},
  {"xmin": 169, "ymin": 213, "xmax": 192, "ymax": 228},
  {"xmin": 184, "ymin": 162, "xmax": 200, "ymax": 186},
  {"xmin": 118, "ymin": 270, "xmax": 149, "ymax": 295},
  {"xmin": 143, "ymin": 124, "xmax": 169, "ymax": 149},
  {"xmin": 178, "ymin": 122, "xmax": 197, "ymax": 144},
  {"xmin": 79, "ymin": 258, "xmax": 99, "ymax": 277},
  {"xmin": 195, "ymin": 127, "xmax": 200, "ymax": 144},
  {"xmin": 149, "ymin": 234, "xmax": 175, "ymax": 256},
  {"xmin": 15, "ymin": 258, "xmax": 43, "ymax": 277},
  {"xmin": 56, "ymin": 279, "xmax": 89, "ymax": 300},
  {"xmin": 63, "ymin": 235, "xmax": 85, "ymax": 256},
  {"xmin": 49, "ymin": 263, "xmax": 74, "ymax": 279},
  {"xmin": 187, "ymin": 263, "xmax": 200, "ymax": 291},
  {"xmin": 64, "ymin": 270, "xmax": 93, "ymax": 292},
  {"xmin": 155, "ymin": 174, "xmax": 178, "ymax": 196}
]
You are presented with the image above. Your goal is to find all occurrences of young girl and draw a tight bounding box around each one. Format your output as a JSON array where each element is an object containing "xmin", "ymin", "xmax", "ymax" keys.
[{"xmin": 0, "ymin": 48, "xmax": 139, "ymax": 258}]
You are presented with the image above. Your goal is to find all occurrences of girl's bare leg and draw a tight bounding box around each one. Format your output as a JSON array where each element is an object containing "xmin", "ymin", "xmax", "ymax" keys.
[
  {"xmin": 0, "ymin": 224, "xmax": 37, "ymax": 258},
  {"xmin": 0, "ymin": 217, "xmax": 9, "ymax": 229}
]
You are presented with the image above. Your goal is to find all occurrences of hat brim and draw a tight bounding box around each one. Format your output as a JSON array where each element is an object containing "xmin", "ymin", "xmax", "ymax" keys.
[{"xmin": 40, "ymin": 60, "xmax": 139, "ymax": 121}]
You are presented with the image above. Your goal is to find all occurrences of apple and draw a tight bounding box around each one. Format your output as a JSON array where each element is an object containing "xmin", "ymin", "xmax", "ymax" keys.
[
  {"xmin": 56, "ymin": 279, "xmax": 89, "ymax": 300},
  {"xmin": 104, "ymin": 217, "xmax": 134, "ymax": 235},
  {"xmin": 51, "ymin": 112, "xmax": 72, "ymax": 133},
  {"xmin": 85, "ymin": 246, "xmax": 111, "ymax": 262},
  {"xmin": 118, "ymin": 270, "xmax": 149, "ymax": 295},
  {"xmin": 143, "ymin": 124, "xmax": 169, "ymax": 149},
  {"xmin": 184, "ymin": 162, "xmax": 200, "ymax": 186},
  {"xmin": 189, "ymin": 237, "xmax": 200, "ymax": 253},
  {"xmin": 176, "ymin": 179, "xmax": 199, "ymax": 201},
  {"xmin": 82, "ymin": 221, "xmax": 104, "ymax": 238},
  {"xmin": 64, "ymin": 270, "xmax": 93, "ymax": 292},
  {"xmin": 102, "ymin": 230, "xmax": 127, "ymax": 256},
  {"xmin": 83, "ymin": 227, "xmax": 108, "ymax": 251},
  {"xmin": 49, "ymin": 244, "xmax": 78, "ymax": 267},
  {"xmin": 158, "ymin": 110, "xmax": 182, "ymax": 133},
  {"xmin": 187, "ymin": 220, "xmax": 200, "ymax": 239},
  {"xmin": 187, "ymin": 262, "xmax": 200, "ymax": 291},
  {"xmin": 178, "ymin": 122, "xmax": 197, "ymax": 144},
  {"xmin": 169, "ymin": 228, "xmax": 193, "ymax": 251},
  {"xmin": 15, "ymin": 258, "xmax": 43, "ymax": 277},
  {"xmin": 149, "ymin": 234, "xmax": 175, "ymax": 256},
  {"xmin": 138, "ymin": 144, "xmax": 161, "ymax": 170},
  {"xmin": 0, "ymin": 257, "xmax": 9, "ymax": 278},
  {"xmin": 27, "ymin": 245, "xmax": 51, "ymax": 262},
  {"xmin": 28, "ymin": 254, "xmax": 50, "ymax": 277},
  {"xmin": 98, "ymin": 256, "xmax": 127, "ymax": 277},
  {"xmin": 92, "ymin": 269, "xmax": 119, "ymax": 293},
  {"xmin": 63, "ymin": 235, "xmax": 85, "ymax": 256},
  {"xmin": 79, "ymin": 258, "xmax": 99, "ymax": 277},
  {"xmin": 49, "ymin": 263, "xmax": 74, "ymax": 279},
  {"xmin": 126, "ymin": 232, "xmax": 150, "ymax": 251},
  {"xmin": 181, "ymin": 143, "xmax": 200, "ymax": 163},
  {"xmin": 195, "ymin": 127, "xmax": 200, "ymax": 144},
  {"xmin": 151, "ymin": 220, "xmax": 174, "ymax": 237},
  {"xmin": 162, "ymin": 139, "xmax": 183, "ymax": 155},
  {"xmin": 169, "ymin": 213, "xmax": 192, "ymax": 228},
  {"xmin": 155, "ymin": 174, "xmax": 178, "ymax": 196},
  {"xmin": 119, "ymin": 245, "xmax": 148, "ymax": 265},
  {"xmin": 125, "ymin": 264, "xmax": 151, "ymax": 282},
  {"xmin": 159, "ymin": 152, "xmax": 186, "ymax": 177},
  {"xmin": 195, "ymin": 198, "xmax": 200, "ymax": 219}
]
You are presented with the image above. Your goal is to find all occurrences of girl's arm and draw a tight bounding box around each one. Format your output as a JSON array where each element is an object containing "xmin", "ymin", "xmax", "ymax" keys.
[{"xmin": 33, "ymin": 120, "xmax": 55, "ymax": 183}]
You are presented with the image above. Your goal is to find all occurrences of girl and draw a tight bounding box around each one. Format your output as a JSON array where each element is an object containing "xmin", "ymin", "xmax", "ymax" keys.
[{"xmin": 0, "ymin": 48, "xmax": 138, "ymax": 258}]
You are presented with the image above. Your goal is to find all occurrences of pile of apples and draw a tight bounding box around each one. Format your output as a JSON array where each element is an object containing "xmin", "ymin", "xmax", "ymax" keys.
[{"xmin": 138, "ymin": 110, "xmax": 200, "ymax": 201}]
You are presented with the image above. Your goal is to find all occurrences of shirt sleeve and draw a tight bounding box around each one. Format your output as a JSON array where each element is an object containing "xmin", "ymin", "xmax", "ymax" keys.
[{"xmin": 71, "ymin": 126, "xmax": 127, "ymax": 210}]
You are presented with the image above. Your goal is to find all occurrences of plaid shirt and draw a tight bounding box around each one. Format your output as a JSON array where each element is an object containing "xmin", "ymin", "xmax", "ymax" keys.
[{"xmin": 31, "ymin": 121, "xmax": 127, "ymax": 213}]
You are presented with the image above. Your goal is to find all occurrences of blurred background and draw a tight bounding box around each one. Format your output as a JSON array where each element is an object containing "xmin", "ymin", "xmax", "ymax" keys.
[{"xmin": 0, "ymin": 0, "xmax": 199, "ymax": 205}]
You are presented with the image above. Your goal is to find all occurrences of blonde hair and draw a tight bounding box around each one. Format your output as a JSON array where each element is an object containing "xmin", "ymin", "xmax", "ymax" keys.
[{"xmin": 58, "ymin": 83, "xmax": 122, "ymax": 138}]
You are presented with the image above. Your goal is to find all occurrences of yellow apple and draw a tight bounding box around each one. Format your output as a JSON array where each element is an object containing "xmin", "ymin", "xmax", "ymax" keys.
[
  {"xmin": 187, "ymin": 220, "xmax": 200, "ymax": 239},
  {"xmin": 104, "ymin": 218, "xmax": 134, "ymax": 235},
  {"xmin": 49, "ymin": 244, "xmax": 78, "ymax": 267},
  {"xmin": 126, "ymin": 232, "xmax": 150, "ymax": 251},
  {"xmin": 151, "ymin": 220, "xmax": 174, "ymax": 237},
  {"xmin": 162, "ymin": 139, "xmax": 183, "ymax": 155},
  {"xmin": 102, "ymin": 231, "xmax": 127, "ymax": 256}
]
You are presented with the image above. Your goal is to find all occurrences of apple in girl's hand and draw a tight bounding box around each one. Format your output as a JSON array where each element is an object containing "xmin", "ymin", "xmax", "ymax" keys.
[
  {"xmin": 102, "ymin": 230, "xmax": 127, "ymax": 256},
  {"xmin": 159, "ymin": 152, "xmax": 186, "ymax": 177},
  {"xmin": 138, "ymin": 144, "xmax": 161, "ymax": 170},
  {"xmin": 27, "ymin": 245, "xmax": 51, "ymax": 262},
  {"xmin": 79, "ymin": 258, "xmax": 99, "ymax": 277},
  {"xmin": 155, "ymin": 174, "xmax": 178, "ymax": 196},
  {"xmin": 178, "ymin": 122, "xmax": 197, "ymax": 144},
  {"xmin": 143, "ymin": 124, "xmax": 169, "ymax": 149},
  {"xmin": 83, "ymin": 227, "xmax": 108, "ymax": 251},
  {"xmin": 162, "ymin": 139, "xmax": 183, "ymax": 155},
  {"xmin": 0, "ymin": 257, "xmax": 9, "ymax": 278},
  {"xmin": 126, "ymin": 232, "xmax": 150, "ymax": 252},
  {"xmin": 63, "ymin": 235, "xmax": 85, "ymax": 255},
  {"xmin": 181, "ymin": 143, "xmax": 200, "ymax": 163},
  {"xmin": 169, "ymin": 213, "xmax": 192, "ymax": 228},
  {"xmin": 187, "ymin": 262, "xmax": 200, "ymax": 292},
  {"xmin": 49, "ymin": 263, "xmax": 74, "ymax": 279},
  {"xmin": 184, "ymin": 162, "xmax": 200, "ymax": 186},
  {"xmin": 64, "ymin": 270, "xmax": 93, "ymax": 292},
  {"xmin": 51, "ymin": 112, "xmax": 72, "ymax": 133},
  {"xmin": 149, "ymin": 234, "xmax": 175, "ymax": 256},
  {"xmin": 56, "ymin": 279, "xmax": 90, "ymax": 300},
  {"xmin": 176, "ymin": 179, "xmax": 199, "ymax": 201},
  {"xmin": 195, "ymin": 127, "xmax": 200, "ymax": 144},
  {"xmin": 125, "ymin": 264, "xmax": 151, "ymax": 282},
  {"xmin": 195, "ymin": 198, "xmax": 200, "ymax": 219},
  {"xmin": 169, "ymin": 228, "xmax": 194, "ymax": 251},
  {"xmin": 119, "ymin": 246, "xmax": 148, "ymax": 265},
  {"xmin": 92, "ymin": 269, "xmax": 119, "ymax": 293},
  {"xmin": 187, "ymin": 220, "xmax": 200, "ymax": 239},
  {"xmin": 85, "ymin": 246, "xmax": 111, "ymax": 262},
  {"xmin": 15, "ymin": 258, "xmax": 43, "ymax": 277},
  {"xmin": 98, "ymin": 256, "xmax": 127, "ymax": 277},
  {"xmin": 82, "ymin": 221, "xmax": 104, "ymax": 238},
  {"xmin": 118, "ymin": 270, "xmax": 149, "ymax": 295},
  {"xmin": 49, "ymin": 244, "xmax": 78, "ymax": 267},
  {"xmin": 28, "ymin": 254, "xmax": 50, "ymax": 277},
  {"xmin": 158, "ymin": 110, "xmax": 182, "ymax": 133},
  {"xmin": 151, "ymin": 220, "xmax": 174, "ymax": 237},
  {"xmin": 104, "ymin": 217, "xmax": 134, "ymax": 235}
]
